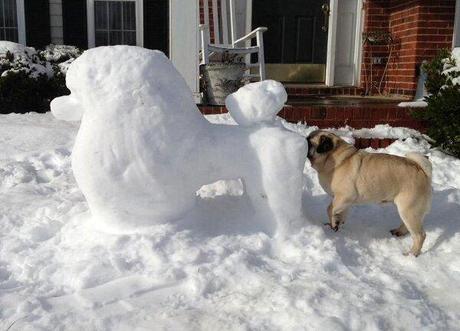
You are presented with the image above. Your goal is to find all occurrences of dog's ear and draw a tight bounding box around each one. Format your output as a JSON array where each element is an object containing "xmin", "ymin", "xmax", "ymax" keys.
[{"xmin": 316, "ymin": 135, "xmax": 334, "ymax": 154}]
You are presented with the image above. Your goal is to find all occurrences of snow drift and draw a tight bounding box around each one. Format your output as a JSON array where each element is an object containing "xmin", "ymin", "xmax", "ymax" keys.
[{"xmin": 51, "ymin": 46, "xmax": 307, "ymax": 235}]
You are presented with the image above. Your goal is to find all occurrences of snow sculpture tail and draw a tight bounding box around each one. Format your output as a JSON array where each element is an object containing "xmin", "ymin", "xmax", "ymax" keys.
[{"xmin": 225, "ymin": 80, "xmax": 287, "ymax": 126}]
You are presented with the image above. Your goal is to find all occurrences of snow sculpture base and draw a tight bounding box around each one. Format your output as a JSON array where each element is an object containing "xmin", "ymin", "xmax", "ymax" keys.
[{"xmin": 51, "ymin": 46, "xmax": 307, "ymax": 236}]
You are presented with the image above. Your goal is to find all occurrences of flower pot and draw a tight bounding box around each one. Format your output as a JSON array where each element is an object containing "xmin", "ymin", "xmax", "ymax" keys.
[{"xmin": 202, "ymin": 63, "xmax": 245, "ymax": 105}]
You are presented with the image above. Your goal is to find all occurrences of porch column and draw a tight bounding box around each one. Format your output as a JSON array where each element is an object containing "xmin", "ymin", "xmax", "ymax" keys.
[{"xmin": 169, "ymin": 0, "xmax": 200, "ymax": 103}]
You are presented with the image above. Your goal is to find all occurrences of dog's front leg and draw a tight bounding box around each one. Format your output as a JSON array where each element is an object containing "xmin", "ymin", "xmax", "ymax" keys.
[{"xmin": 326, "ymin": 197, "xmax": 352, "ymax": 232}]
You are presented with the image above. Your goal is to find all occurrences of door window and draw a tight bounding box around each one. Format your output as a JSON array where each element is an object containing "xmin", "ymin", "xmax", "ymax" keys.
[{"xmin": 94, "ymin": 0, "xmax": 136, "ymax": 46}]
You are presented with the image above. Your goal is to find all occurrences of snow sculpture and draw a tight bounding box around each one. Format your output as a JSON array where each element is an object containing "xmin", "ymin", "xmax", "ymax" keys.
[{"xmin": 51, "ymin": 46, "xmax": 307, "ymax": 236}]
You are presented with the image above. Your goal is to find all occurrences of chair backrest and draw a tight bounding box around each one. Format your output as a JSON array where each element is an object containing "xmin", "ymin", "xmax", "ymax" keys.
[{"xmin": 202, "ymin": 0, "xmax": 238, "ymax": 45}]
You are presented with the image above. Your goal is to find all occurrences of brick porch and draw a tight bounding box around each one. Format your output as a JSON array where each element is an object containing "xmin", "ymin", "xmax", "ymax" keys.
[
  {"xmin": 199, "ymin": 101, "xmax": 424, "ymax": 130},
  {"xmin": 199, "ymin": 85, "xmax": 426, "ymax": 131},
  {"xmin": 198, "ymin": 97, "xmax": 409, "ymax": 149}
]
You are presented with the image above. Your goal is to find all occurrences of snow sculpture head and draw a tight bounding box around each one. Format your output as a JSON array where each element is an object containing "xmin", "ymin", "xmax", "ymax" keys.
[
  {"xmin": 51, "ymin": 46, "xmax": 205, "ymax": 128},
  {"xmin": 225, "ymin": 80, "xmax": 287, "ymax": 126},
  {"xmin": 52, "ymin": 46, "xmax": 307, "ymax": 236}
]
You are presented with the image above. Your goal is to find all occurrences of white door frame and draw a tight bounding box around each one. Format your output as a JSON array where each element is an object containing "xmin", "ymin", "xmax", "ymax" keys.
[
  {"xmin": 325, "ymin": 0, "xmax": 338, "ymax": 86},
  {"xmin": 453, "ymin": 0, "xmax": 460, "ymax": 48},
  {"xmin": 325, "ymin": 0, "xmax": 363, "ymax": 86},
  {"xmin": 354, "ymin": 0, "xmax": 364, "ymax": 87},
  {"xmin": 86, "ymin": 0, "xmax": 144, "ymax": 48}
]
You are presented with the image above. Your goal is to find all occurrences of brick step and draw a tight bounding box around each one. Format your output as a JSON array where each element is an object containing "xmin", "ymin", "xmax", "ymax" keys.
[
  {"xmin": 285, "ymin": 85, "xmax": 365, "ymax": 97},
  {"xmin": 354, "ymin": 137, "xmax": 396, "ymax": 149},
  {"xmin": 198, "ymin": 103, "xmax": 426, "ymax": 130}
]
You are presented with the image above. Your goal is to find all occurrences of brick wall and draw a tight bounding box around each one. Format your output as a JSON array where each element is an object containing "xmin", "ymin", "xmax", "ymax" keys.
[
  {"xmin": 199, "ymin": 0, "xmax": 219, "ymax": 43},
  {"xmin": 362, "ymin": 0, "xmax": 455, "ymax": 97}
]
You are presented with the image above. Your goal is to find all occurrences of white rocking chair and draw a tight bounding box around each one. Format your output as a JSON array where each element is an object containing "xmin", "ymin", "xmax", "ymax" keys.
[{"xmin": 199, "ymin": 0, "xmax": 267, "ymax": 81}]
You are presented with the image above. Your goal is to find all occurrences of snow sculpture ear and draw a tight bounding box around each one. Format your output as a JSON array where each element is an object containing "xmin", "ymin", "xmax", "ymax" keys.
[{"xmin": 51, "ymin": 95, "xmax": 83, "ymax": 121}]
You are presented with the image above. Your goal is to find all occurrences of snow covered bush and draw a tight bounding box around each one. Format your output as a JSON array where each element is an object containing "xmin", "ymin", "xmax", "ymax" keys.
[
  {"xmin": 39, "ymin": 44, "xmax": 82, "ymax": 63},
  {"xmin": 414, "ymin": 49, "xmax": 460, "ymax": 157},
  {"xmin": 0, "ymin": 42, "xmax": 81, "ymax": 114}
]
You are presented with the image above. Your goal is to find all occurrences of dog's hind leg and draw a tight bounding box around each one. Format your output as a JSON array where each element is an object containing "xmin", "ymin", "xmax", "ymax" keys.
[{"xmin": 395, "ymin": 195, "xmax": 427, "ymax": 257}]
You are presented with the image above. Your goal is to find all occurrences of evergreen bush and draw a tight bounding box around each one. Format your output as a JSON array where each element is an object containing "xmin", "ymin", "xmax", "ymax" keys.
[{"xmin": 413, "ymin": 49, "xmax": 460, "ymax": 157}]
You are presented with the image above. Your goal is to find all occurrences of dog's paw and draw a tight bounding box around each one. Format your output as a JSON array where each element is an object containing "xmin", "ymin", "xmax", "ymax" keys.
[
  {"xmin": 403, "ymin": 250, "xmax": 421, "ymax": 257},
  {"xmin": 390, "ymin": 228, "xmax": 408, "ymax": 237},
  {"xmin": 324, "ymin": 222, "xmax": 339, "ymax": 232}
]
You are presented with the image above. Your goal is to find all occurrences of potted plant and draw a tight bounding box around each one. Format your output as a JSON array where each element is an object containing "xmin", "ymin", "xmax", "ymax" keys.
[
  {"xmin": 201, "ymin": 52, "xmax": 246, "ymax": 105},
  {"xmin": 362, "ymin": 31, "xmax": 393, "ymax": 45}
]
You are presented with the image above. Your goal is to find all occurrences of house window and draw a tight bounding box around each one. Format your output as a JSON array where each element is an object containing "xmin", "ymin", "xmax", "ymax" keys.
[
  {"xmin": 0, "ymin": 0, "xmax": 18, "ymax": 42},
  {"xmin": 87, "ymin": 0, "xmax": 143, "ymax": 48}
]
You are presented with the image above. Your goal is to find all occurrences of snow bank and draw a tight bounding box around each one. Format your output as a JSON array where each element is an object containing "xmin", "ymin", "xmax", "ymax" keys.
[
  {"xmin": 51, "ymin": 46, "xmax": 307, "ymax": 235},
  {"xmin": 351, "ymin": 124, "xmax": 427, "ymax": 140},
  {"xmin": 398, "ymin": 99, "xmax": 428, "ymax": 108},
  {"xmin": 0, "ymin": 40, "xmax": 36, "ymax": 57},
  {"xmin": 1, "ymin": 113, "xmax": 460, "ymax": 330}
]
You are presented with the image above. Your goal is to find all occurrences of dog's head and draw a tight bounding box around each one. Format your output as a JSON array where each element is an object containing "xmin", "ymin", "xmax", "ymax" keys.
[{"xmin": 307, "ymin": 130, "xmax": 349, "ymax": 169}]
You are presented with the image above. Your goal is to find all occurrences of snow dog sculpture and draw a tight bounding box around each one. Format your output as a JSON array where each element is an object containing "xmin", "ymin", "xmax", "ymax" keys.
[{"xmin": 51, "ymin": 46, "xmax": 307, "ymax": 236}]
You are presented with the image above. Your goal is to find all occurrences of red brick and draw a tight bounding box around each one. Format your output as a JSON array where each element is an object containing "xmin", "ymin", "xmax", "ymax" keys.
[
  {"xmin": 300, "ymin": 107, "xmax": 311, "ymax": 121},
  {"xmin": 325, "ymin": 108, "xmax": 336, "ymax": 120},
  {"xmin": 370, "ymin": 139, "xmax": 380, "ymax": 149},
  {"xmin": 283, "ymin": 108, "xmax": 293, "ymax": 121},
  {"xmin": 352, "ymin": 108, "xmax": 364, "ymax": 119},
  {"xmin": 311, "ymin": 108, "xmax": 327, "ymax": 120}
]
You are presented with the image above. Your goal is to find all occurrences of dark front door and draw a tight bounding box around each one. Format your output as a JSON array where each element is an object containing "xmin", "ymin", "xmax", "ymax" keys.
[{"xmin": 252, "ymin": 0, "xmax": 330, "ymax": 83}]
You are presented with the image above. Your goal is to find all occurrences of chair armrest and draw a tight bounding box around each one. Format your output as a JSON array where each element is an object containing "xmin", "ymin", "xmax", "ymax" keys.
[{"xmin": 233, "ymin": 27, "xmax": 267, "ymax": 45}]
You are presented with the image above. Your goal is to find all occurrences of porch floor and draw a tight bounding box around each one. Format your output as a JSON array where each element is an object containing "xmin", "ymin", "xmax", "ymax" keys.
[{"xmin": 287, "ymin": 95, "xmax": 408, "ymax": 106}]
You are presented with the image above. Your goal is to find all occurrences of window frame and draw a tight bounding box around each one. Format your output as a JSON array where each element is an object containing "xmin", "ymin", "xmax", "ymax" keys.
[
  {"xmin": 0, "ymin": 0, "xmax": 26, "ymax": 44},
  {"xmin": 87, "ymin": 0, "xmax": 143, "ymax": 48}
]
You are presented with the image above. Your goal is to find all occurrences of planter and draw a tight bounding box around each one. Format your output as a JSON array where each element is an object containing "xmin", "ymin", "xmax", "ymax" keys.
[{"xmin": 202, "ymin": 63, "xmax": 245, "ymax": 105}]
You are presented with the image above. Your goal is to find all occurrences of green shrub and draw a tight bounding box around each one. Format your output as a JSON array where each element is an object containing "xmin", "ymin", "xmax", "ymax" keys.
[{"xmin": 413, "ymin": 49, "xmax": 460, "ymax": 157}]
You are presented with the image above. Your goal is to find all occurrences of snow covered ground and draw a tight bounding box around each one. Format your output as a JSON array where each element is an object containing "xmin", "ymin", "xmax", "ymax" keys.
[{"xmin": 1, "ymin": 112, "xmax": 460, "ymax": 330}]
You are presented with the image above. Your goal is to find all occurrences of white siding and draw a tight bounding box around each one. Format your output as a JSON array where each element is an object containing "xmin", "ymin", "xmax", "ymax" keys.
[
  {"xmin": 170, "ymin": 0, "xmax": 200, "ymax": 102},
  {"xmin": 49, "ymin": 0, "xmax": 63, "ymax": 44}
]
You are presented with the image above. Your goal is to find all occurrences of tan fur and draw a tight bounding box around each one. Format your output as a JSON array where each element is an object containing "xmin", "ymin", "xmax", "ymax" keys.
[{"xmin": 307, "ymin": 130, "xmax": 432, "ymax": 256}]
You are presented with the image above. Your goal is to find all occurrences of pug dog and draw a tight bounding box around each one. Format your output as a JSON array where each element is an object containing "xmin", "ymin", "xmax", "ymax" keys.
[{"xmin": 307, "ymin": 130, "xmax": 432, "ymax": 256}]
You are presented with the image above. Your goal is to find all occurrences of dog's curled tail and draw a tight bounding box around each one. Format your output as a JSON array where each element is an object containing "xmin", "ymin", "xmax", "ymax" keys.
[{"xmin": 406, "ymin": 152, "xmax": 432, "ymax": 179}]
